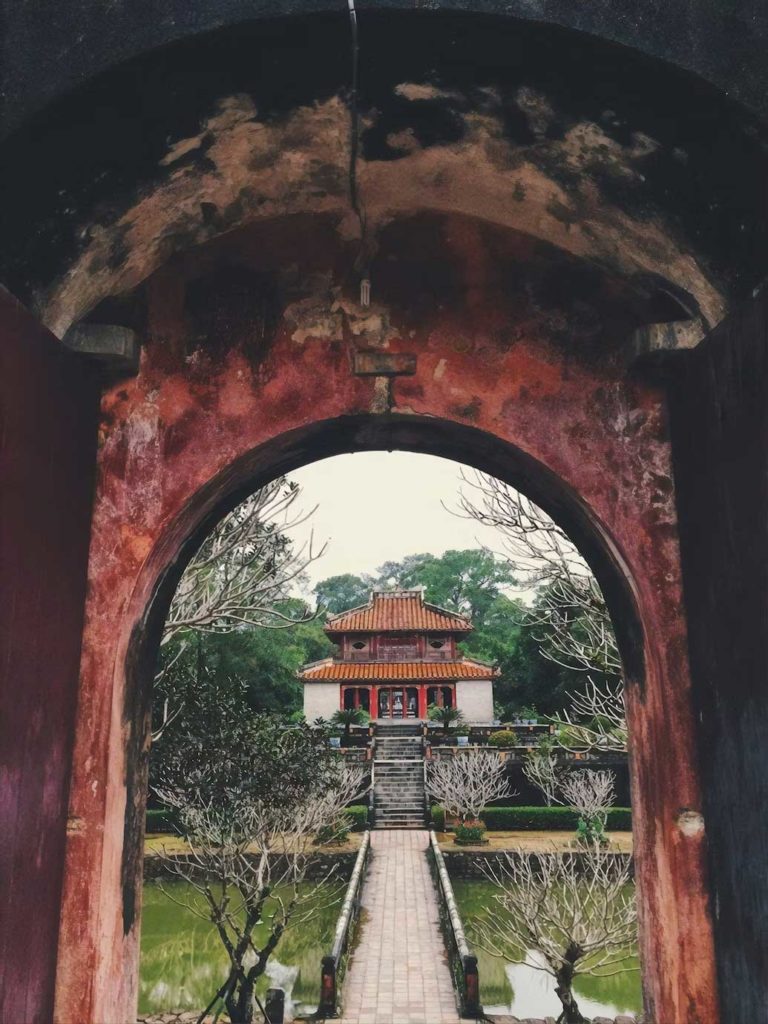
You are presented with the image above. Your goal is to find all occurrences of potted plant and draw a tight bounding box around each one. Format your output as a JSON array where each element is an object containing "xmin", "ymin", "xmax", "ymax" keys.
[
  {"xmin": 331, "ymin": 707, "xmax": 370, "ymax": 745},
  {"xmin": 427, "ymin": 703, "xmax": 465, "ymax": 736}
]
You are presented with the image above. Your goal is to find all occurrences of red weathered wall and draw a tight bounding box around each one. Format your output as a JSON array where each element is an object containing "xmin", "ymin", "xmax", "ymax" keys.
[
  {"xmin": 0, "ymin": 292, "xmax": 99, "ymax": 1024},
  {"xmin": 54, "ymin": 216, "xmax": 719, "ymax": 1022}
]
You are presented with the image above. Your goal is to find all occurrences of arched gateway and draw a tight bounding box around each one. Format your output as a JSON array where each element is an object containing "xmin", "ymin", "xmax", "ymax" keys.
[{"xmin": 3, "ymin": 6, "xmax": 768, "ymax": 1024}]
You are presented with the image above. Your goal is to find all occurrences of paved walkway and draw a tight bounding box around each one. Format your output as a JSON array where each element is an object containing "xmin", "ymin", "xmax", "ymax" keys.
[{"xmin": 337, "ymin": 830, "xmax": 463, "ymax": 1024}]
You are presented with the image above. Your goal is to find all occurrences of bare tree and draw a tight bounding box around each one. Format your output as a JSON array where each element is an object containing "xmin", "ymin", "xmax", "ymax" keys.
[
  {"xmin": 522, "ymin": 738, "xmax": 562, "ymax": 807},
  {"xmin": 475, "ymin": 845, "xmax": 638, "ymax": 1024},
  {"xmin": 163, "ymin": 478, "xmax": 325, "ymax": 643},
  {"xmin": 427, "ymin": 748, "xmax": 514, "ymax": 826},
  {"xmin": 154, "ymin": 718, "xmax": 365, "ymax": 1024},
  {"xmin": 455, "ymin": 471, "xmax": 627, "ymax": 751},
  {"xmin": 560, "ymin": 769, "xmax": 616, "ymax": 844},
  {"xmin": 556, "ymin": 679, "xmax": 628, "ymax": 753}
]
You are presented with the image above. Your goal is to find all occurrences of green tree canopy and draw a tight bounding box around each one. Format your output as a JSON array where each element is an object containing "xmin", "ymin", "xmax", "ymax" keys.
[
  {"xmin": 372, "ymin": 549, "xmax": 516, "ymax": 630},
  {"xmin": 313, "ymin": 573, "xmax": 373, "ymax": 614}
]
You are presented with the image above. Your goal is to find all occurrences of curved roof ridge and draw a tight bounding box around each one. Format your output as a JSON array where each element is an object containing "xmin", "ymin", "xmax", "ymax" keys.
[
  {"xmin": 324, "ymin": 588, "xmax": 473, "ymax": 633},
  {"xmin": 299, "ymin": 658, "xmax": 498, "ymax": 681},
  {"xmin": 421, "ymin": 598, "xmax": 471, "ymax": 626}
]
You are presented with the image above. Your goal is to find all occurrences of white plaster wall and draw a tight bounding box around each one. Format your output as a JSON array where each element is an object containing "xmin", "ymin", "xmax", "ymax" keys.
[
  {"xmin": 456, "ymin": 679, "xmax": 494, "ymax": 723},
  {"xmin": 303, "ymin": 683, "xmax": 339, "ymax": 722}
]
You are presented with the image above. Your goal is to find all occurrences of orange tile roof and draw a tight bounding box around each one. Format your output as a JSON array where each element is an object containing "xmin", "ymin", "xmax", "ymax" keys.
[
  {"xmin": 300, "ymin": 659, "xmax": 496, "ymax": 681},
  {"xmin": 325, "ymin": 590, "xmax": 472, "ymax": 634}
]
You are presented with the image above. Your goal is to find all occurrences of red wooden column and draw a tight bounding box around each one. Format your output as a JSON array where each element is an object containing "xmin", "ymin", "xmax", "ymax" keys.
[
  {"xmin": 417, "ymin": 685, "xmax": 428, "ymax": 719},
  {"xmin": 0, "ymin": 292, "xmax": 99, "ymax": 1024}
]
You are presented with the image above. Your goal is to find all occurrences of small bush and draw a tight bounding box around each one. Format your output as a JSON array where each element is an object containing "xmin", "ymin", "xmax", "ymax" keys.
[
  {"xmin": 481, "ymin": 806, "xmax": 632, "ymax": 831},
  {"xmin": 454, "ymin": 821, "xmax": 486, "ymax": 844},
  {"xmin": 488, "ymin": 729, "xmax": 517, "ymax": 748},
  {"xmin": 345, "ymin": 805, "xmax": 370, "ymax": 832},
  {"xmin": 431, "ymin": 804, "xmax": 446, "ymax": 831},
  {"xmin": 146, "ymin": 808, "xmax": 177, "ymax": 834}
]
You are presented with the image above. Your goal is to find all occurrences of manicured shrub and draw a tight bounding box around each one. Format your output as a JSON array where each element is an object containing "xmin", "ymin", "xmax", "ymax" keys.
[
  {"xmin": 454, "ymin": 821, "xmax": 486, "ymax": 844},
  {"xmin": 345, "ymin": 805, "xmax": 370, "ymax": 832},
  {"xmin": 431, "ymin": 804, "xmax": 446, "ymax": 831},
  {"xmin": 146, "ymin": 807, "xmax": 177, "ymax": 833},
  {"xmin": 487, "ymin": 729, "xmax": 517, "ymax": 748},
  {"xmin": 480, "ymin": 806, "xmax": 632, "ymax": 831}
]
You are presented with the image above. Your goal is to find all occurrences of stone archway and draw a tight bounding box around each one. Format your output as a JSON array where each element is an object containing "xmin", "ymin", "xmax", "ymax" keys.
[
  {"xmin": 50, "ymin": 214, "xmax": 717, "ymax": 1019},
  {"xmin": 4, "ymin": 8, "xmax": 768, "ymax": 1022}
]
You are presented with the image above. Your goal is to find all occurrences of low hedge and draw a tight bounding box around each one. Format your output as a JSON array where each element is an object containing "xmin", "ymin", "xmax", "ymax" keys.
[
  {"xmin": 430, "ymin": 804, "xmax": 446, "ymax": 831},
  {"xmin": 481, "ymin": 806, "xmax": 632, "ymax": 831},
  {"xmin": 345, "ymin": 805, "xmax": 370, "ymax": 832},
  {"xmin": 146, "ymin": 808, "xmax": 178, "ymax": 834}
]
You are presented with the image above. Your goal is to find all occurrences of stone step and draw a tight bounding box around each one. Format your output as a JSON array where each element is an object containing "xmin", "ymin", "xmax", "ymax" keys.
[
  {"xmin": 375, "ymin": 724, "xmax": 421, "ymax": 735},
  {"xmin": 375, "ymin": 820, "xmax": 426, "ymax": 829},
  {"xmin": 376, "ymin": 808, "xmax": 425, "ymax": 816}
]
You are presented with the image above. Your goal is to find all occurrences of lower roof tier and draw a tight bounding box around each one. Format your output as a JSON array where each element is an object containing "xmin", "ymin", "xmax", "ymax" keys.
[{"xmin": 299, "ymin": 659, "xmax": 496, "ymax": 681}]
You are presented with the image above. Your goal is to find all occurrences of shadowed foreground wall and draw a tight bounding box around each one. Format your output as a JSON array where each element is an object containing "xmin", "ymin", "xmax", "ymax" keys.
[
  {"xmin": 670, "ymin": 285, "xmax": 768, "ymax": 1024},
  {"xmin": 0, "ymin": 293, "xmax": 99, "ymax": 1023}
]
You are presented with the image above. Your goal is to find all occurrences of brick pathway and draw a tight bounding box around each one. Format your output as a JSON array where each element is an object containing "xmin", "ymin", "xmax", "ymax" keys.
[{"xmin": 337, "ymin": 830, "xmax": 463, "ymax": 1024}]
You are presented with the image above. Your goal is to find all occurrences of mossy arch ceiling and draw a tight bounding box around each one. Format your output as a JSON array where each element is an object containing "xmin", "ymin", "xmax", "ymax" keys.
[{"xmin": 2, "ymin": 12, "xmax": 768, "ymax": 342}]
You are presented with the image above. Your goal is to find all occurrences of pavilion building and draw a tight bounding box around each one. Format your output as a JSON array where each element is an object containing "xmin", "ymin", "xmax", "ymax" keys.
[{"xmin": 300, "ymin": 588, "xmax": 497, "ymax": 723}]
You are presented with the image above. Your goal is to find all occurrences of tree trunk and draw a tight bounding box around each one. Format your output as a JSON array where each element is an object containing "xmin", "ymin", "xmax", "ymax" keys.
[
  {"xmin": 224, "ymin": 972, "xmax": 254, "ymax": 1024},
  {"xmin": 554, "ymin": 964, "xmax": 586, "ymax": 1024}
]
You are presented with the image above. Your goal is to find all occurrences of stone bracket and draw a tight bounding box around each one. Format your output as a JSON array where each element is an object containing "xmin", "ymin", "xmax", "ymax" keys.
[{"xmin": 353, "ymin": 350, "xmax": 417, "ymax": 377}]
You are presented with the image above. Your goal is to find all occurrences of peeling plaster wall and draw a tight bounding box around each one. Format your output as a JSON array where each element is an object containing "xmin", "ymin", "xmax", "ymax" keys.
[
  {"xmin": 54, "ymin": 214, "xmax": 718, "ymax": 1023},
  {"xmin": 3, "ymin": 13, "xmax": 768, "ymax": 339},
  {"xmin": 36, "ymin": 89, "xmax": 726, "ymax": 337}
]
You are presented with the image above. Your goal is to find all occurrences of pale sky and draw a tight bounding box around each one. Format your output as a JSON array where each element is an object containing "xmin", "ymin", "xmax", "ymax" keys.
[{"xmin": 285, "ymin": 452, "xmax": 508, "ymax": 597}]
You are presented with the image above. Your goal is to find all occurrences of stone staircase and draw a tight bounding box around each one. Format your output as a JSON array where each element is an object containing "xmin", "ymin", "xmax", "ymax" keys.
[{"xmin": 373, "ymin": 723, "xmax": 426, "ymax": 829}]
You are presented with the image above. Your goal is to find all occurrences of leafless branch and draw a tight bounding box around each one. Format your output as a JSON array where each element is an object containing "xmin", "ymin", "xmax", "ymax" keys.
[
  {"xmin": 455, "ymin": 470, "xmax": 620, "ymax": 676},
  {"xmin": 522, "ymin": 744, "xmax": 564, "ymax": 807},
  {"xmin": 426, "ymin": 748, "xmax": 514, "ymax": 822},
  {"xmin": 454, "ymin": 470, "xmax": 628, "ymax": 754},
  {"xmin": 473, "ymin": 844, "xmax": 637, "ymax": 1023},
  {"xmin": 153, "ymin": 758, "xmax": 365, "ymax": 1024},
  {"xmin": 163, "ymin": 478, "xmax": 326, "ymax": 644}
]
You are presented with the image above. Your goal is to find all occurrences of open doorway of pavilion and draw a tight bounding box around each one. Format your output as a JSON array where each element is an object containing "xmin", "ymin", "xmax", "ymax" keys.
[{"xmin": 140, "ymin": 451, "xmax": 637, "ymax": 1024}]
